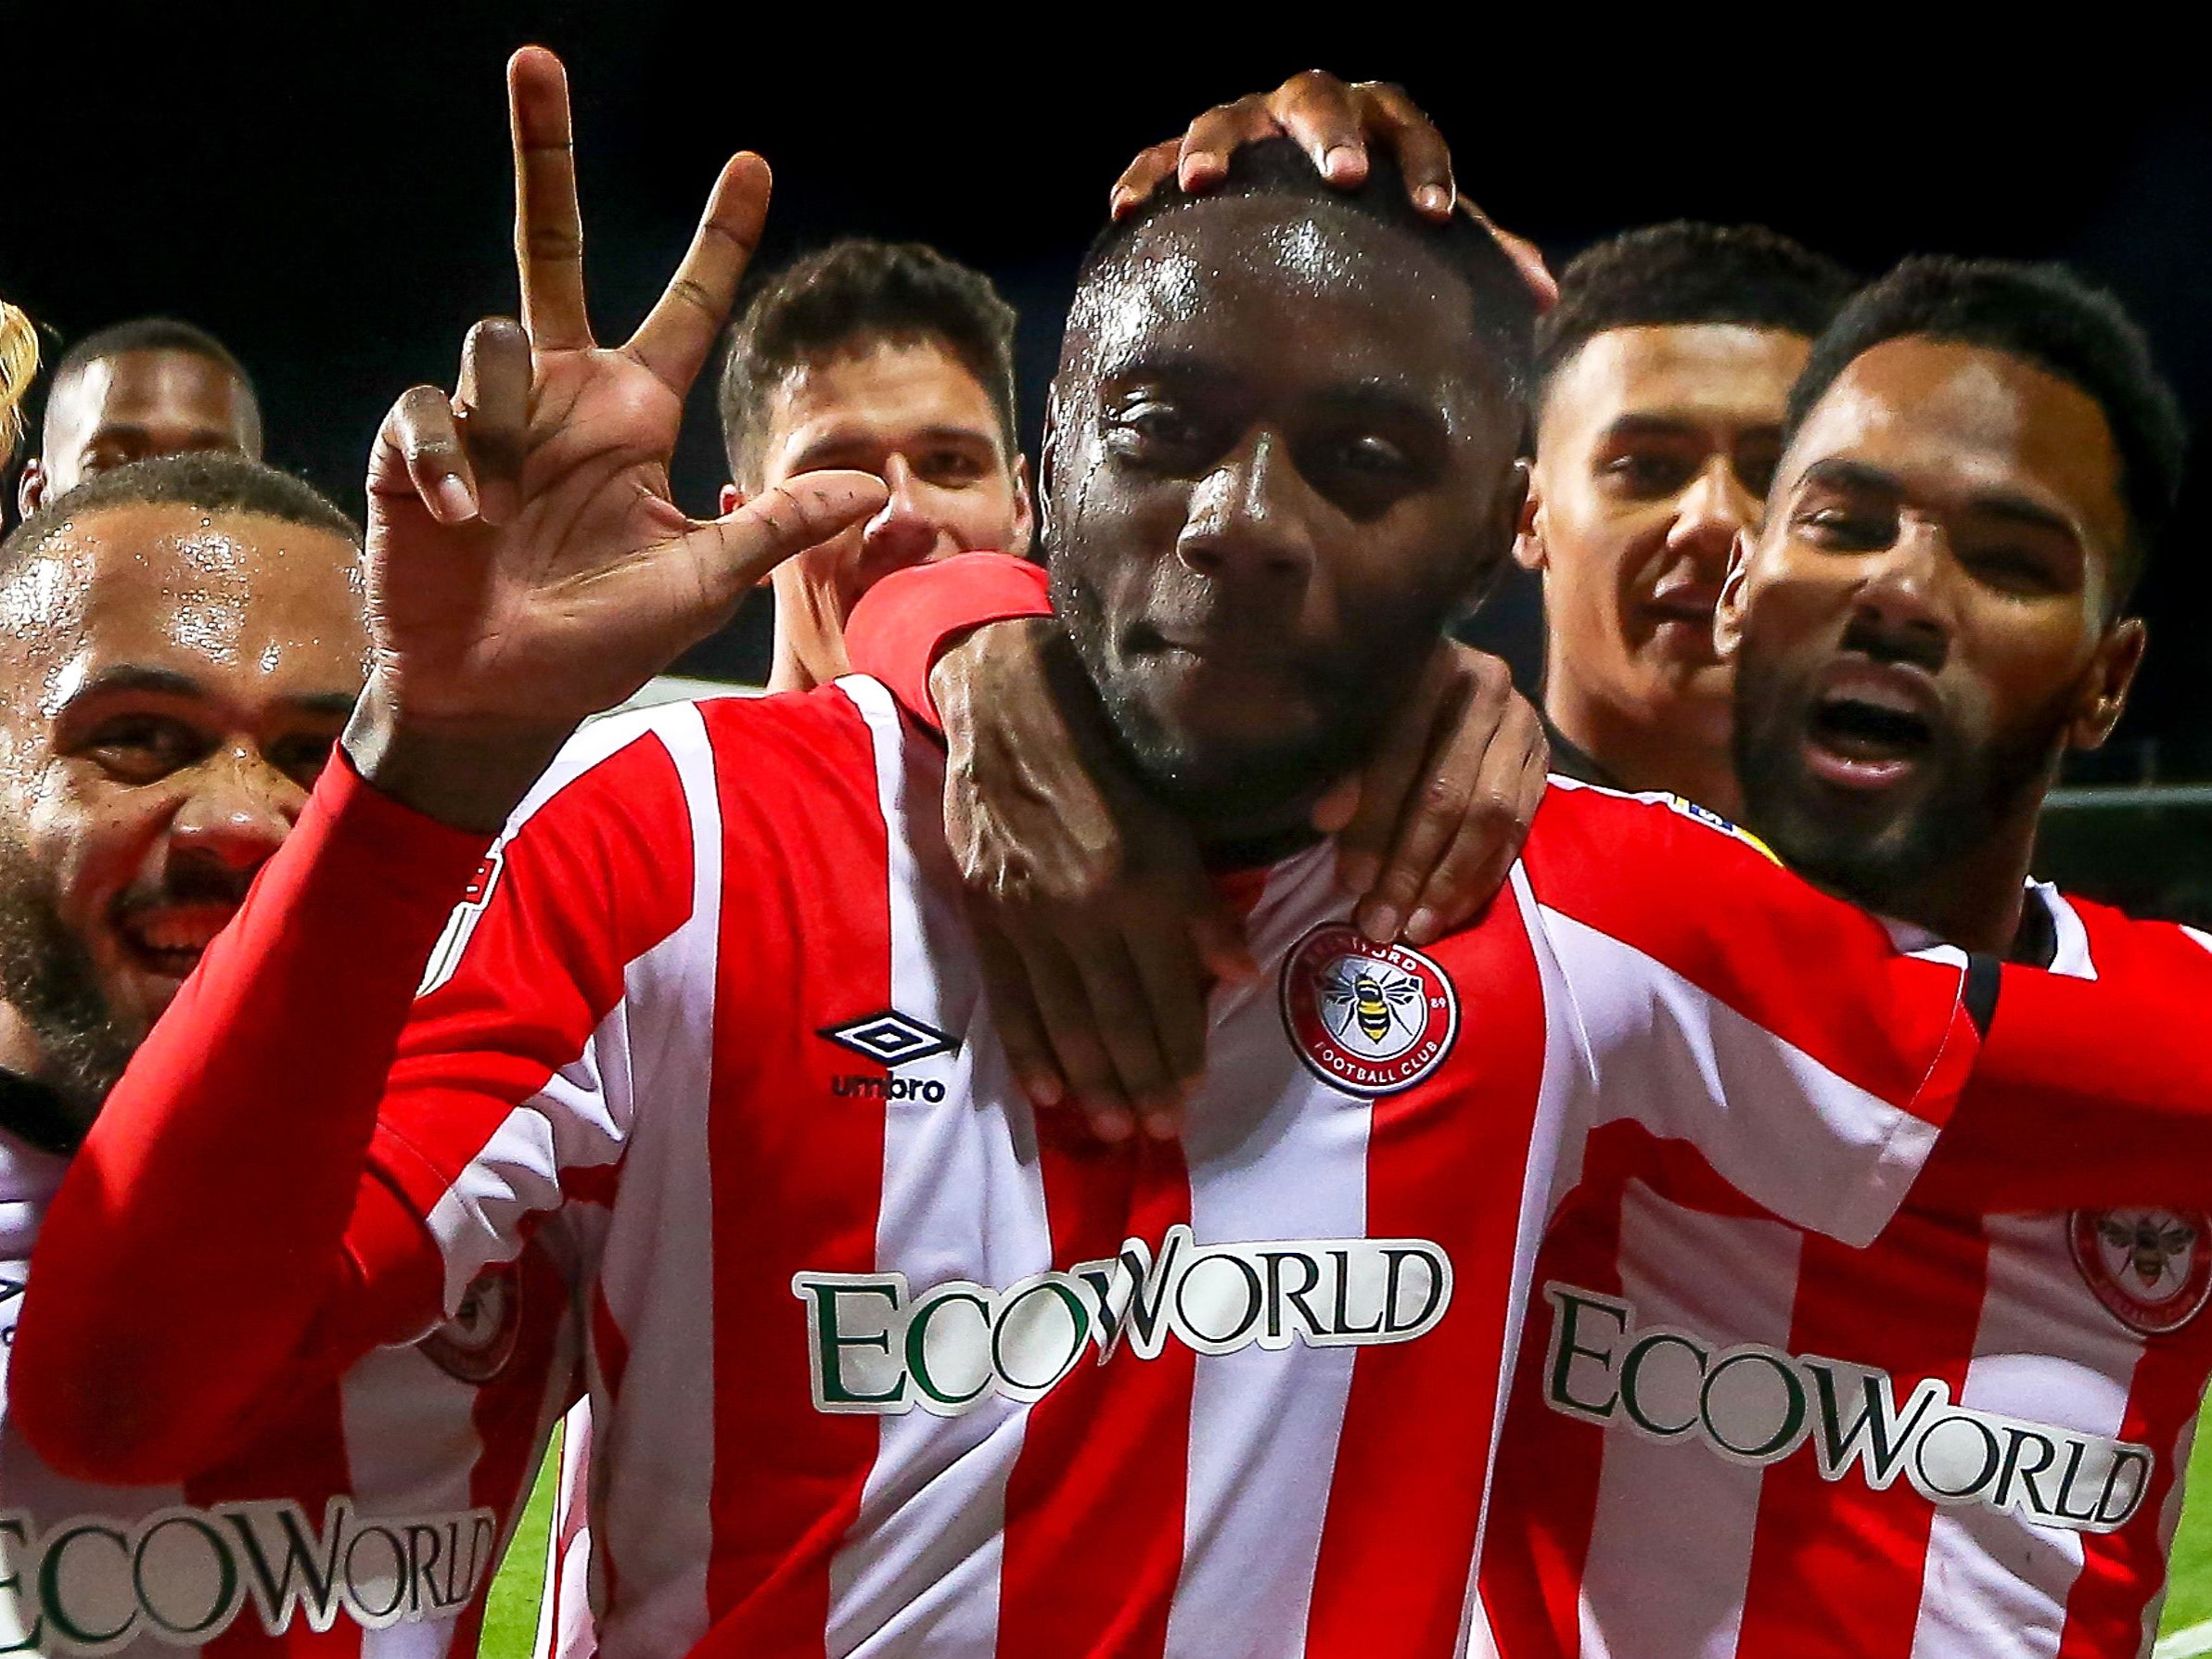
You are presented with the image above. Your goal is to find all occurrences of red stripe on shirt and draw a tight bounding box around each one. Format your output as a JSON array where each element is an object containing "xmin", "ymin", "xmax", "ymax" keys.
[
  {"xmin": 697, "ymin": 692, "xmax": 894, "ymax": 1653},
  {"xmin": 186, "ymin": 1383, "xmax": 359, "ymax": 1657},
  {"xmin": 1306, "ymin": 890, "xmax": 1547, "ymax": 1658},
  {"xmin": 2055, "ymin": 1317, "xmax": 2212, "ymax": 1655},
  {"xmin": 1481, "ymin": 1121, "xmax": 1660, "ymax": 1659},
  {"xmin": 1732, "ymin": 1218, "xmax": 1989, "ymax": 1656},
  {"xmin": 995, "ymin": 1126, "xmax": 1196, "ymax": 1659}
]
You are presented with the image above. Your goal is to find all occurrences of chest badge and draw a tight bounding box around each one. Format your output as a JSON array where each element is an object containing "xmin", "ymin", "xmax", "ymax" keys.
[
  {"xmin": 1281, "ymin": 923, "xmax": 1459, "ymax": 1097},
  {"xmin": 2070, "ymin": 1207, "xmax": 2212, "ymax": 1335},
  {"xmin": 419, "ymin": 1260, "xmax": 524, "ymax": 1383}
]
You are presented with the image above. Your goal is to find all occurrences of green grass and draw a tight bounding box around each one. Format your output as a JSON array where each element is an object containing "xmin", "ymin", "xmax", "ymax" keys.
[
  {"xmin": 482, "ymin": 1427, "xmax": 560, "ymax": 1659},
  {"xmin": 471, "ymin": 1405, "xmax": 2212, "ymax": 1656}
]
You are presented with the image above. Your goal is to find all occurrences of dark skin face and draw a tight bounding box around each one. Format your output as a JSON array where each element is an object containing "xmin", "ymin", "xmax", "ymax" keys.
[
  {"xmin": 0, "ymin": 504, "xmax": 365, "ymax": 1117},
  {"xmin": 1719, "ymin": 337, "xmax": 2144, "ymax": 954},
  {"xmin": 17, "ymin": 351, "xmax": 263, "ymax": 515},
  {"xmin": 1045, "ymin": 196, "xmax": 1526, "ymax": 845}
]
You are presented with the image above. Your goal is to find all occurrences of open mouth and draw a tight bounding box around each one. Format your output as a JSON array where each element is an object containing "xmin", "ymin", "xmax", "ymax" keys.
[
  {"xmin": 1805, "ymin": 689, "xmax": 1935, "ymax": 789},
  {"xmin": 115, "ymin": 903, "xmax": 238, "ymax": 981}
]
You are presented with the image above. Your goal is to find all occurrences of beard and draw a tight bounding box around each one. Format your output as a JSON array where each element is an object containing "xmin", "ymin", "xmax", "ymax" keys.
[
  {"xmin": 0, "ymin": 824, "xmax": 138, "ymax": 1128},
  {"xmin": 1051, "ymin": 564, "xmax": 1414, "ymax": 838},
  {"xmin": 1732, "ymin": 644, "xmax": 2069, "ymax": 914}
]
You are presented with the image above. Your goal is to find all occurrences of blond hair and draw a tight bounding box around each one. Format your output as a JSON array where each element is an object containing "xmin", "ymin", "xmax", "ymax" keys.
[{"xmin": 1, "ymin": 300, "xmax": 38, "ymax": 466}]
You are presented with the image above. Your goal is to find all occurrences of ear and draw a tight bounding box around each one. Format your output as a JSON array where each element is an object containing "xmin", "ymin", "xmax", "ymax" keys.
[
  {"xmin": 1035, "ymin": 388, "xmax": 1063, "ymax": 554},
  {"xmin": 2067, "ymin": 615, "xmax": 2148, "ymax": 752},
  {"xmin": 1712, "ymin": 528, "xmax": 1756, "ymax": 662},
  {"xmin": 1512, "ymin": 470, "xmax": 1546, "ymax": 574},
  {"xmin": 1005, "ymin": 455, "xmax": 1037, "ymax": 558},
  {"xmin": 17, "ymin": 457, "xmax": 45, "ymax": 518}
]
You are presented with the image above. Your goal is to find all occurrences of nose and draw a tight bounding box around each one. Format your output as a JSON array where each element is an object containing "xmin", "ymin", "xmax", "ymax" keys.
[
  {"xmin": 167, "ymin": 747, "xmax": 302, "ymax": 876},
  {"xmin": 1175, "ymin": 431, "xmax": 1315, "ymax": 585},
  {"xmin": 1850, "ymin": 516, "xmax": 1952, "ymax": 663},
  {"xmin": 860, "ymin": 454, "xmax": 944, "ymax": 568},
  {"xmin": 1667, "ymin": 457, "xmax": 1758, "ymax": 574}
]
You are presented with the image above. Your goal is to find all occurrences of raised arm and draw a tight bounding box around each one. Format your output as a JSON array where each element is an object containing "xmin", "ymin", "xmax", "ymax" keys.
[{"xmin": 11, "ymin": 45, "xmax": 882, "ymax": 1485}]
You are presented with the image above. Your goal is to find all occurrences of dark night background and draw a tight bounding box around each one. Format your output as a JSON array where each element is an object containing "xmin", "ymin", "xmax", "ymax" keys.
[{"xmin": 5, "ymin": 10, "xmax": 2208, "ymax": 785}]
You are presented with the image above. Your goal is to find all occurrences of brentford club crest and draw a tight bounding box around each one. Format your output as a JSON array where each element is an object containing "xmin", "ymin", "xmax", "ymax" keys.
[
  {"xmin": 418, "ymin": 1261, "xmax": 523, "ymax": 1384},
  {"xmin": 2070, "ymin": 1208, "xmax": 2212, "ymax": 1336},
  {"xmin": 1280, "ymin": 923, "xmax": 1459, "ymax": 1096}
]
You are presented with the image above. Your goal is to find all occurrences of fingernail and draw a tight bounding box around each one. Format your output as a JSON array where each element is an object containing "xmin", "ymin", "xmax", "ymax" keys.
[
  {"xmin": 1093, "ymin": 1107, "xmax": 1133, "ymax": 1143},
  {"xmin": 432, "ymin": 475, "xmax": 476, "ymax": 523},
  {"xmin": 1360, "ymin": 903, "xmax": 1400, "ymax": 944},
  {"xmin": 1143, "ymin": 1110, "xmax": 1179, "ymax": 1142},
  {"xmin": 1109, "ymin": 188, "xmax": 1134, "ymax": 218},
  {"xmin": 1405, "ymin": 906, "xmax": 1438, "ymax": 943},
  {"xmin": 1024, "ymin": 1071, "xmax": 1064, "ymax": 1108},
  {"xmin": 1323, "ymin": 145, "xmax": 1362, "ymax": 181},
  {"xmin": 1415, "ymin": 185, "xmax": 1453, "ymax": 215},
  {"xmin": 1183, "ymin": 150, "xmax": 1221, "ymax": 182}
]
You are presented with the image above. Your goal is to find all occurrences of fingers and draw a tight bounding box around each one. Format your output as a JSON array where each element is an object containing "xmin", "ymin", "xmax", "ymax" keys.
[
  {"xmin": 1014, "ymin": 933, "xmax": 1136, "ymax": 1143},
  {"xmin": 508, "ymin": 46, "xmax": 592, "ymax": 351},
  {"xmin": 1068, "ymin": 933, "xmax": 1185, "ymax": 1138},
  {"xmin": 1268, "ymin": 70, "xmax": 1374, "ymax": 190},
  {"xmin": 1349, "ymin": 82, "xmax": 1455, "ymax": 218},
  {"xmin": 1110, "ymin": 140, "xmax": 1181, "ymax": 218},
  {"xmin": 1352, "ymin": 661, "xmax": 1485, "ymax": 945},
  {"xmin": 452, "ymin": 319, "xmax": 531, "ymax": 527},
  {"xmin": 628, "ymin": 151, "xmax": 773, "ymax": 397},
  {"xmin": 1461, "ymin": 206, "xmax": 1560, "ymax": 309},
  {"xmin": 974, "ymin": 919, "xmax": 1067, "ymax": 1110},
  {"xmin": 679, "ymin": 471, "xmax": 889, "ymax": 615},
  {"xmin": 1175, "ymin": 94, "xmax": 1277, "ymax": 193},
  {"xmin": 1400, "ymin": 683, "xmax": 1545, "ymax": 944},
  {"xmin": 371, "ymin": 385, "xmax": 479, "ymax": 526},
  {"xmin": 1336, "ymin": 649, "xmax": 1449, "ymax": 915}
]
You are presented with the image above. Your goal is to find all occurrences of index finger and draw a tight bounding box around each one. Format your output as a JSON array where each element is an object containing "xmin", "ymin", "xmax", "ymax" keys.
[
  {"xmin": 508, "ymin": 46, "xmax": 593, "ymax": 351},
  {"xmin": 627, "ymin": 151, "xmax": 773, "ymax": 396}
]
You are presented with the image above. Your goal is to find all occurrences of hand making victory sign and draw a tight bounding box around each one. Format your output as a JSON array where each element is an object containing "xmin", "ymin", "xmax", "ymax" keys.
[{"xmin": 347, "ymin": 46, "xmax": 887, "ymax": 830}]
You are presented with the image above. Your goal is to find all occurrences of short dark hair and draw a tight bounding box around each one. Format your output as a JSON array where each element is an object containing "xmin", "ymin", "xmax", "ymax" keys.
[
  {"xmin": 717, "ymin": 238, "xmax": 1018, "ymax": 486},
  {"xmin": 1785, "ymin": 256, "xmax": 2187, "ymax": 607},
  {"xmin": 51, "ymin": 317, "xmax": 255, "ymax": 397},
  {"xmin": 1, "ymin": 451, "xmax": 357, "ymax": 579},
  {"xmin": 45, "ymin": 316, "xmax": 262, "ymax": 450},
  {"xmin": 1535, "ymin": 222, "xmax": 1856, "ymax": 414},
  {"xmin": 1078, "ymin": 137, "xmax": 1539, "ymax": 402}
]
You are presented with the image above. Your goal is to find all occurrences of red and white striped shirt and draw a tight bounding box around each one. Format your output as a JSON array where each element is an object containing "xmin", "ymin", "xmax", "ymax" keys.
[
  {"xmin": 1479, "ymin": 890, "xmax": 2212, "ymax": 1659},
  {"xmin": 218, "ymin": 677, "xmax": 1975, "ymax": 1659},
  {"xmin": 0, "ymin": 1132, "xmax": 579, "ymax": 1657}
]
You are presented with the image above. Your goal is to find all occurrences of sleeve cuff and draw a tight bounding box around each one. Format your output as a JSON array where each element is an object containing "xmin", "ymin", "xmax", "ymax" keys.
[{"xmin": 845, "ymin": 552, "xmax": 1055, "ymax": 731}]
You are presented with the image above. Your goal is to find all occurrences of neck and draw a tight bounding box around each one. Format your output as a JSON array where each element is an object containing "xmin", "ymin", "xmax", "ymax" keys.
[
  {"xmin": 1864, "ymin": 807, "xmax": 2040, "ymax": 957},
  {"xmin": 765, "ymin": 634, "xmax": 819, "ymax": 696},
  {"xmin": 1544, "ymin": 667, "xmax": 1742, "ymax": 820}
]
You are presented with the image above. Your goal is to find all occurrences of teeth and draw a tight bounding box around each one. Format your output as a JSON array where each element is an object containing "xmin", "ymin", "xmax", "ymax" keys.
[{"xmin": 126, "ymin": 913, "xmax": 233, "ymax": 953}]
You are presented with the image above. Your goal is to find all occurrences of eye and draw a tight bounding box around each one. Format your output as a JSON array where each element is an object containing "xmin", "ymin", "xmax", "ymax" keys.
[
  {"xmin": 1102, "ymin": 398, "xmax": 1208, "ymax": 466},
  {"xmin": 83, "ymin": 715, "xmax": 211, "ymax": 784},
  {"xmin": 1793, "ymin": 504, "xmax": 1893, "ymax": 553},
  {"xmin": 1962, "ymin": 545, "xmax": 2066, "ymax": 597},
  {"xmin": 913, "ymin": 449, "xmax": 986, "ymax": 489},
  {"xmin": 1600, "ymin": 451, "xmax": 1695, "ymax": 497},
  {"xmin": 1735, "ymin": 452, "xmax": 1781, "ymax": 499},
  {"xmin": 267, "ymin": 730, "xmax": 342, "ymax": 789}
]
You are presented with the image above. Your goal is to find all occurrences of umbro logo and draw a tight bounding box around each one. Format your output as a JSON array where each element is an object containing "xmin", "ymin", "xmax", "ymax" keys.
[{"xmin": 818, "ymin": 1010, "xmax": 958, "ymax": 1068}]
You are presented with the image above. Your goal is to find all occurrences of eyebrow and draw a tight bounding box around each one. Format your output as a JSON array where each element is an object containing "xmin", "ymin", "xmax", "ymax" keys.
[
  {"xmin": 57, "ymin": 666, "xmax": 359, "ymax": 719},
  {"xmin": 786, "ymin": 423, "xmax": 998, "ymax": 470},
  {"xmin": 1797, "ymin": 458, "xmax": 2080, "ymax": 540},
  {"xmin": 1601, "ymin": 412, "xmax": 1779, "ymax": 443}
]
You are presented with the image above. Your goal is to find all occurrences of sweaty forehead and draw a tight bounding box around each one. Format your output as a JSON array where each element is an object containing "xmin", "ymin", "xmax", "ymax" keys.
[
  {"xmin": 1072, "ymin": 196, "xmax": 1489, "ymax": 398},
  {"xmin": 1788, "ymin": 338, "xmax": 2129, "ymax": 549},
  {"xmin": 0, "ymin": 504, "xmax": 364, "ymax": 671}
]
